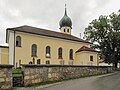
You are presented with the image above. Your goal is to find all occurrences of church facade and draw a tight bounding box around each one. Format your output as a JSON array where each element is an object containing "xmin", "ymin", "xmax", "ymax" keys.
[{"xmin": 0, "ymin": 7, "xmax": 99, "ymax": 66}]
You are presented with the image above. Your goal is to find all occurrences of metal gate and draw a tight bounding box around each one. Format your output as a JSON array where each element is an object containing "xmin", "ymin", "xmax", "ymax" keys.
[{"xmin": 12, "ymin": 68, "xmax": 24, "ymax": 87}]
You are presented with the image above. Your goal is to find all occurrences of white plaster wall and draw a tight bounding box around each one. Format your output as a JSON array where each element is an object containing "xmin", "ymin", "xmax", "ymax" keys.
[{"xmin": 9, "ymin": 31, "xmax": 14, "ymax": 65}]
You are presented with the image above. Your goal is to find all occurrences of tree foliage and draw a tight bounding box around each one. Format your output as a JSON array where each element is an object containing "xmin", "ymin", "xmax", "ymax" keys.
[{"xmin": 84, "ymin": 10, "xmax": 120, "ymax": 67}]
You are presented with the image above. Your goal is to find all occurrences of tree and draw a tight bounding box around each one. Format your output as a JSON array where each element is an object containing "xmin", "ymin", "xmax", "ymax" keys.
[{"xmin": 84, "ymin": 11, "xmax": 120, "ymax": 68}]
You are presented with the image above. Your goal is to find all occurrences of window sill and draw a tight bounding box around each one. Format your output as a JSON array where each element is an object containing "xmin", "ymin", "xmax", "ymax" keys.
[
  {"xmin": 69, "ymin": 59, "xmax": 74, "ymax": 60},
  {"xmin": 58, "ymin": 57, "xmax": 63, "ymax": 59},
  {"xmin": 46, "ymin": 56, "xmax": 51, "ymax": 58},
  {"xmin": 31, "ymin": 56, "xmax": 37, "ymax": 58},
  {"xmin": 16, "ymin": 46, "xmax": 22, "ymax": 47}
]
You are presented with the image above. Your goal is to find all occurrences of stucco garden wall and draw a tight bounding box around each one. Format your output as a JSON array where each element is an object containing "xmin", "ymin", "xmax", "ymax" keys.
[{"xmin": 22, "ymin": 64, "xmax": 114, "ymax": 86}]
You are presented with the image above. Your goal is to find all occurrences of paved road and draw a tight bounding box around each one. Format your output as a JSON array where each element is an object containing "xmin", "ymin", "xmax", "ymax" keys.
[
  {"xmin": 40, "ymin": 72, "xmax": 120, "ymax": 90},
  {"xmin": 14, "ymin": 72, "xmax": 120, "ymax": 90}
]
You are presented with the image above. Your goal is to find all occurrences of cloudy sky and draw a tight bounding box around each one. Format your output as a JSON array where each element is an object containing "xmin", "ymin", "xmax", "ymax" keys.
[{"xmin": 0, "ymin": 0, "xmax": 120, "ymax": 45}]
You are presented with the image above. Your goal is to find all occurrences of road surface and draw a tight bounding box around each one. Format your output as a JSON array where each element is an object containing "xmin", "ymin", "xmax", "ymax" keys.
[
  {"xmin": 14, "ymin": 71, "xmax": 120, "ymax": 90},
  {"xmin": 40, "ymin": 72, "xmax": 120, "ymax": 90}
]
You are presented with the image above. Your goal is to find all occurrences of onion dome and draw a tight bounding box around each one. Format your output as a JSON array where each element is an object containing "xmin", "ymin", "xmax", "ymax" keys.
[{"xmin": 59, "ymin": 6, "xmax": 72, "ymax": 29}]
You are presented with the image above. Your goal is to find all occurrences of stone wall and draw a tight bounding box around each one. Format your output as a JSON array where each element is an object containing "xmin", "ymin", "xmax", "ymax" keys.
[
  {"xmin": 0, "ymin": 65, "xmax": 13, "ymax": 89},
  {"xmin": 22, "ymin": 65, "xmax": 114, "ymax": 86}
]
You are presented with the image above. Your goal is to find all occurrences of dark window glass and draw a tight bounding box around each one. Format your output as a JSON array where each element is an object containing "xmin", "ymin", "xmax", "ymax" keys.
[
  {"xmin": 67, "ymin": 29, "xmax": 69, "ymax": 32},
  {"xmin": 16, "ymin": 36, "xmax": 21, "ymax": 47},
  {"xmin": 64, "ymin": 29, "xmax": 65, "ymax": 32},
  {"xmin": 58, "ymin": 48, "xmax": 62, "ymax": 59},
  {"xmin": 46, "ymin": 60, "xmax": 50, "ymax": 64},
  {"xmin": 32, "ymin": 44, "xmax": 37, "ymax": 57},
  {"xmin": 90, "ymin": 56, "xmax": 93, "ymax": 61},
  {"xmin": 69, "ymin": 49, "xmax": 73, "ymax": 60},
  {"xmin": 37, "ymin": 59, "xmax": 40, "ymax": 64},
  {"xmin": 46, "ymin": 46, "xmax": 51, "ymax": 58}
]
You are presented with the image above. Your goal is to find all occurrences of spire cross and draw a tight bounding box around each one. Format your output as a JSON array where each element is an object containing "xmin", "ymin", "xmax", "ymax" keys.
[{"xmin": 65, "ymin": 4, "xmax": 66, "ymax": 8}]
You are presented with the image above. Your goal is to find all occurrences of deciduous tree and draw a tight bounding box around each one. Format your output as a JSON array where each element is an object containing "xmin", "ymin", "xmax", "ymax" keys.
[{"xmin": 84, "ymin": 11, "xmax": 120, "ymax": 68}]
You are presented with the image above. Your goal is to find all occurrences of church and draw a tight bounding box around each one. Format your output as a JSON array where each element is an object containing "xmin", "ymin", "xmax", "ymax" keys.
[{"xmin": 0, "ymin": 7, "xmax": 99, "ymax": 67}]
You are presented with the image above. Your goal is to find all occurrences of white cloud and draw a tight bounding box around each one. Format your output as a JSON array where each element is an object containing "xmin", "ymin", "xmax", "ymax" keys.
[{"xmin": 0, "ymin": 0, "xmax": 120, "ymax": 44}]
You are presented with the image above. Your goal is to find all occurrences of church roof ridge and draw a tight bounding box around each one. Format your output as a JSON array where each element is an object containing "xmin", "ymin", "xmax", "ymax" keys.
[{"xmin": 7, "ymin": 25, "xmax": 90, "ymax": 44}]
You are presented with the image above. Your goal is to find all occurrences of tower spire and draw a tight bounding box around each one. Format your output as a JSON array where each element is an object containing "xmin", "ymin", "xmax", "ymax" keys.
[
  {"xmin": 59, "ymin": 4, "xmax": 72, "ymax": 34},
  {"xmin": 65, "ymin": 4, "xmax": 66, "ymax": 8},
  {"xmin": 65, "ymin": 4, "xmax": 67, "ymax": 16}
]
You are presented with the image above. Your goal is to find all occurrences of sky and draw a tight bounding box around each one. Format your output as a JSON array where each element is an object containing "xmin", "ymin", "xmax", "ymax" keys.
[{"xmin": 0, "ymin": 0, "xmax": 120, "ymax": 45}]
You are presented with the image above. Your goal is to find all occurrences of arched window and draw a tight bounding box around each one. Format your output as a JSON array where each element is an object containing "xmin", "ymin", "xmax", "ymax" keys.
[
  {"xmin": 46, "ymin": 46, "xmax": 51, "ymax": 58},
  {"xmin": 16, "ymin": 36, "xmax": 21, "ymax": 47},
  {"xmin": 31, "ymin": 44, "xmax": 37, "ymax": 57},
  {"xmin": 69, "ymin": 49, "xmax": 73, "ymax": 60},
  {"xmin": 67, "ymin": 29, "xmax": 69, "ymax": 32},
  {"xmin": 58, "ymin": 48, "xmax": 63, "ymax": 59}
]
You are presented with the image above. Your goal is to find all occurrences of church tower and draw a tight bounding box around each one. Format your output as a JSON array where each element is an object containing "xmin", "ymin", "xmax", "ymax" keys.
[{"xmin": 59, "ymin": 5, "xmax": 72, "ymax": 35}]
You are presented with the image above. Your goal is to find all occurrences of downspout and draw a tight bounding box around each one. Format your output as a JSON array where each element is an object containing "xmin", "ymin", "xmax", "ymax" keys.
[{"xmin": 0, "ymin": 48, "xmax": 1, "ymax": 64}]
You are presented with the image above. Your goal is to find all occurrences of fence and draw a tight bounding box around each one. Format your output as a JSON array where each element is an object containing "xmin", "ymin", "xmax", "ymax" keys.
[{"xmin": 12, "ymin": 68, "xmax": 24, "ymax": 87}]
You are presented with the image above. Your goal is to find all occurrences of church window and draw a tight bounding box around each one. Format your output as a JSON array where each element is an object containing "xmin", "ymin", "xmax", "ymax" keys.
[
  {"xmin": 90, "ymin": 56, "xmax": 93, "ymax": 61},
  {"xmin": 69, "ymin": 49, "xmax": 73, "ymax": 60},
  {"xmin": 67, "ymin": 29, "xmax": 69, "ymax": 32},
  {"xmin": 31, "ymin": 44, "xmax": 37, "ymax": 57},
  {"xmin": 46, "ymin": 60, "xmax": 50, "ymax": 64},
  {"xmin": 37, "ymin": 59, "xmax": 41, "ymax": 64},
  {"xmin": 64, "ymin": 29, "xmax": 66, "ymax": 32},
  {"xmin": 16, "ymin": 36, "xmax": 21, "ymax": 47},
  {"xmin": 46, "ymin": 46, "xmax": 51, "ymax": 58},
  {"xmin": 58, "ymin": 47, "xmax": 63, "ymax": 59}
]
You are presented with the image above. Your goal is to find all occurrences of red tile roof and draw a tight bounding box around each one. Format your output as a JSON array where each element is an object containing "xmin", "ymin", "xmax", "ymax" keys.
[
  {"xmin": 7, "ymin": 25, "xmax": 90, "ymax": 44},
  {"xmin": 99, "ymin": 59, "xmax": 105, "ymax": 63},
  {"xmin": 76, "ymin": 46, "xmax": 98, "ymax": 53}
]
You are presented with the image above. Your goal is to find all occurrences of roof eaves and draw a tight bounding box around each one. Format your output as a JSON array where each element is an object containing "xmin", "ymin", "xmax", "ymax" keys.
[
  {"xmin": 14, "ymin": 29, "xmax": 91, "ymax": 44},
  {"xmin": 76, "ymin": 49, "xmax": 98, "ymax": 53}
]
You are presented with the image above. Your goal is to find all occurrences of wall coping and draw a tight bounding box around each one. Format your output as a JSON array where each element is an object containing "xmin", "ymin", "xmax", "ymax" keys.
[
  {"xmin": 21, "ymin": 64, "xmax": 113, "ymax": 68},
  {"xmin": 0, "ymin": 45, "xmax": 9, "ymax": 48},
  {"xmin": 0, "ymin": 64, "xmax": 13, "ymax": 68}
]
